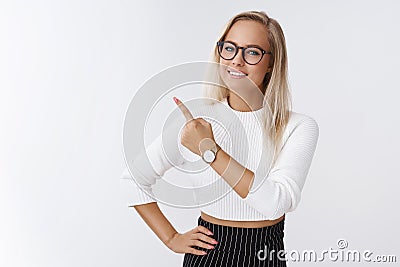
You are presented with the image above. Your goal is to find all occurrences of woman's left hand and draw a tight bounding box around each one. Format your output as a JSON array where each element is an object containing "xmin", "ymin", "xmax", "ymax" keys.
[{"xmin": 173, "ymin": 97, "xmax": 217, "ymax": 156}]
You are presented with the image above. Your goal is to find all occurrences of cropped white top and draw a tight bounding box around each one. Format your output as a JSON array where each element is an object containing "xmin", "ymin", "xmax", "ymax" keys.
[{"xmin": 120, "ymin": 97, "xmax": 319, "ymax": 221}]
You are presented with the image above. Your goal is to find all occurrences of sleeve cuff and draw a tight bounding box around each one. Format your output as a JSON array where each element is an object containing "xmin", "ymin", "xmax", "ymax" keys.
[{"xmin": 119, "ymin": 171, "xmax": 157, "ymax": 207}]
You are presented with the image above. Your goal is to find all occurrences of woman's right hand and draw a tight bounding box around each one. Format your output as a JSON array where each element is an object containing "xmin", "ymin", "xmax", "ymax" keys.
[{"xmin": 165, "ymin": 226, "xmax": 218, "ymax": 255}]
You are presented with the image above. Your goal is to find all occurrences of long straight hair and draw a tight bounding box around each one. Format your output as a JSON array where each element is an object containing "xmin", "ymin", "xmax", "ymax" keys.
[{"xmin": 203, "ymin": 11, "xmax": 292, "ymax": 165}]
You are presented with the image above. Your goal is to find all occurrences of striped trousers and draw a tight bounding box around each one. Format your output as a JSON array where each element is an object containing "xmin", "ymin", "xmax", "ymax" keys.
[{"xmin": 182, "ymin": 216, "xmax": 287, "ymax": 267}]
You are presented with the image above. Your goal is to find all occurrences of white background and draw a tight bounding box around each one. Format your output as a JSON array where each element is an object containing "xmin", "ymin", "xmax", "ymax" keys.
[{"xmin": 1, "ymin": 0, "xmax": 399, "ymax": 266}]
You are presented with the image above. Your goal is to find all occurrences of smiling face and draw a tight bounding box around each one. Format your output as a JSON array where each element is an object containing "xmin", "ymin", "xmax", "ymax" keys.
[{"xmin": 218, "ymin": 20, "xmax": 273, "ymax": 95}]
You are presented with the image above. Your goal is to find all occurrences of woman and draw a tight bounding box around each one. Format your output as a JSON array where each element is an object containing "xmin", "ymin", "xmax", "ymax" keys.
[{"xmin": 122, "ymin": 10, "xmax": 319, "ymax": 266}]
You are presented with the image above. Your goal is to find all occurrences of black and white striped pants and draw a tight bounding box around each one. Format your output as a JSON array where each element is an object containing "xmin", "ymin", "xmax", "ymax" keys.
[{"xmin": 182, "ymin": 216, "xmax": 287, "ymax": 267}]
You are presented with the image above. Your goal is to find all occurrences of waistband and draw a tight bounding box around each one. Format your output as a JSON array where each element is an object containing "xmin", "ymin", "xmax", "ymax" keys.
[{"xmin": 197, "ymin": 216, "xmax": 285, "ymax": 254}]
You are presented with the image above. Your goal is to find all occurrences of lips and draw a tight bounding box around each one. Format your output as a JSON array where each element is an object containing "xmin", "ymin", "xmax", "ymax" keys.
[{"xmin": 227, "ymin": 68, "xmax": 248, "ymax": 78}]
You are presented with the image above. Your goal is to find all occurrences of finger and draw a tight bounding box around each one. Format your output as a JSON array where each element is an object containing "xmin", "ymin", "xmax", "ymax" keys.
[
  {"xmin": 192, "ymin": 225, "xmax": 213, "ymax": 236},
  {"xmin": 188, "ymin": 247, "xmax": 207, "ymax": 256},
  {"xmin": 173, "ymin": 96, "xmax": 193, "ymax": 121},
  {"xmin": 193, "ymin": 233, "xmax": 218, "ymax": 245},
  {"xmin": 190, "ymin": 239, "xmax": 215, "ymax": 250}
]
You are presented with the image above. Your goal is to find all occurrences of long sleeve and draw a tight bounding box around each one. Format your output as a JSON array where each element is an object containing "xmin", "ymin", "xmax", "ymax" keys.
[
  {"xmin": 120, "ymin": 125, "xmax": 185, "ymax": 207},
  {"xmin": 119, "ymin": 100, "xmax": 218, "ymax": 208},
  {"xmin": 243, "ymin": 115, "xmax": 320, "ymax": 220}
]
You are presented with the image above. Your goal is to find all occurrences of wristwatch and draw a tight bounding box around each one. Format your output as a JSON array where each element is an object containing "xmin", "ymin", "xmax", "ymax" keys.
[{"xmin": 201, "ymin": 145, "xmax": 220, "ymax": 164}]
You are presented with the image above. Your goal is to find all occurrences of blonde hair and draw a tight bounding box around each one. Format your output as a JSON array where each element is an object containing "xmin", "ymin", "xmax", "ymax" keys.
[{"xmin": 203, "ymin": 10, "xmax": 292, "ymax": 165}]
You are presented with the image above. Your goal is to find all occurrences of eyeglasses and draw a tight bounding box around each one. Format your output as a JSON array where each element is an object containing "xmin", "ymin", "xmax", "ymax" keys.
[{"xmin": 216, "ymin": 41, "xmax": 272, "ymax": 65}]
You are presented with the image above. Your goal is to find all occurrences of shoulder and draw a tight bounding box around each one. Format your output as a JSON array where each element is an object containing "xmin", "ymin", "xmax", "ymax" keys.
[
  {"xmin": 285, "ymin": 111, "xmax": 320, "ymax": 139},
  {"xmin": 288, "ymin": 111, "xmax": 319, "ymax": 127}
]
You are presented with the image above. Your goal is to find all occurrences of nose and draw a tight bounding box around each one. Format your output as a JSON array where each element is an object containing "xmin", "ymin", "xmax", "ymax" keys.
[{"xmin": 231, "ymin": 48, "xmax": 245, "ymax": 66}]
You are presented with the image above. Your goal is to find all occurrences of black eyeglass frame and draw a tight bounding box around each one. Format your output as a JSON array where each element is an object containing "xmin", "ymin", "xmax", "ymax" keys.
[{"xmin": 216, "ymin": 41, "xmax": 272, "ymax": 65}]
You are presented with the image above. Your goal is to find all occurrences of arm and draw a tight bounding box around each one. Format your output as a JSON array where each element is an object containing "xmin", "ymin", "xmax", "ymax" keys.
[
  {"xmin": 120, "ymin": 123, "xmax": 218, "ymax": 255},
  {"xmin": 133, "ymin": 202, "xmax": 178, "ymax": 245},
  {"xmin": 121, "ymin": 117, "xmax": 186, "ymax": 206},
  {"xmin": 210, "ymin": 145, "xmax": 254, "ymax": 198},
  {"xmin": 132, "ymin": 202, "xmax": 218, "ymax": 255},
  {"xmin": 173, "ymin": 98, "xmax": 319, "ymax": 219},
  {"xmin": 173, "ymin": 98, "xmax": 318, "ymax": 219},
  {"xmin": 211, "ymin": 116, "xmax": 320, "ymax": 219}
]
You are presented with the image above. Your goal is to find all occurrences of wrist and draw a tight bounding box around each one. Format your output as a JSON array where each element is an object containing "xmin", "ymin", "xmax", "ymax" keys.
[
  {"xmin": 210, "ymin": 144, "xmax": 222, "ymax": 167},
  {"xmin": 199, "ymin": 138, "xmax": 219, "ymax": 163},
  {"xmin": 164, "ymin": 231, "xmax": 179, "ymax": 248}
]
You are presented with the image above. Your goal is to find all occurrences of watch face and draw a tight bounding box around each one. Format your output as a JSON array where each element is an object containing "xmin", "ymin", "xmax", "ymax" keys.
[{"xmin": 203, "ymin": 150, "xmax": 215, "ymax": 163}]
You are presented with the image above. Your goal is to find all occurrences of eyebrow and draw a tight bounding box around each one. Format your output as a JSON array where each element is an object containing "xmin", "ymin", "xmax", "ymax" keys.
[{"xmin": 224, "ymin": 40, "xmax": 268, "ymax": 51}]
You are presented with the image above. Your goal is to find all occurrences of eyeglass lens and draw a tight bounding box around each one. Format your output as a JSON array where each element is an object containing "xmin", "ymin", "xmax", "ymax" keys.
[{"xmin": 218, "ymin": 42, "xmax": 263, "ymax": 65}]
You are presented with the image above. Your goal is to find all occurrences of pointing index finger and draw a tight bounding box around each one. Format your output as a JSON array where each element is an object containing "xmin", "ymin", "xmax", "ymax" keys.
[{"xmin": 173, "ymin": 97, "xmax": 193, "ymax": 121}]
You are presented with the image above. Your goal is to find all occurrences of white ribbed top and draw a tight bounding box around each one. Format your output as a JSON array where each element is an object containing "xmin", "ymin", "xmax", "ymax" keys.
[{"xmin": 120, "ymin": 97, "xmax": 319, "ymax": 221}]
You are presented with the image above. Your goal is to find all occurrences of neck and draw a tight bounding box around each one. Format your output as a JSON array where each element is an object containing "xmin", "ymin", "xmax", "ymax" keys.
[{"xmin": 227, "ymin": 93, "xmax": 264, "ymax": 112}]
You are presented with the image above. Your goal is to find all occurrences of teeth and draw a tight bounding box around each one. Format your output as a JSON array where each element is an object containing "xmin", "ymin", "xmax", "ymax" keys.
[{"xmin": 229, "ymin": 70, "xmax": 246, "ymax": 76}]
